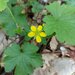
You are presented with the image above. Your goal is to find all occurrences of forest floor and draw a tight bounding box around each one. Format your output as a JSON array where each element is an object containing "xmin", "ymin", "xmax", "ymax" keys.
[{"xmin": 0, "ymin": 31, "xmax": 75, "ymax": 75}]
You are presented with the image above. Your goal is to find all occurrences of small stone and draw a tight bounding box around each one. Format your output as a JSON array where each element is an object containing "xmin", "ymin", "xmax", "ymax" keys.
[{"xmin": 60, "ymin": 46, "xmax": 68, "ymax": 56}]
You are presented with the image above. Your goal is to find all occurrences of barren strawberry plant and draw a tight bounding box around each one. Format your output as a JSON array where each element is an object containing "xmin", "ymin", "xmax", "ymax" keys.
[{"xmin": 0, "ymin": 0, "xmax": 75, "ymax": 75}]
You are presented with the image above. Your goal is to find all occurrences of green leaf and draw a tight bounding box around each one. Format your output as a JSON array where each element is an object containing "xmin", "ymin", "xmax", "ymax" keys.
[
  {"xmin": 4, "ymin": 22, "xmax": 16, "ymax": 36},
  {"xmin": 0, "ymin": 4, "xmax": 30, "ymax": 36},
  {"xmin": 0, "ymin": 9, "xmax": 17, "ymax": 36},
  {"xmin": 4, "ymin": 43, "xmax": 43, "ymax": 75},
  {"xmin": 31, "ymin": 1, "xmax": 43, "ymax": 13},
  {"xmin": 25, "ymin": 0, "xmax": 43, "ymax": 13},
  {"xmin": 11, "ymin": 5, "xmax": 30, "ymax": 33},
  {"xmin": 8, "ymin": 0, "xmax": 17, "ymax": 4},
  {"xmin": 15, "ymin": 26, "xmax": 23, "ymax": 34},
  {"xmin": 0, "ymin": 0, "xmax": 9, "ymax": 12},
  {"xmin": 64, "ymin": 0, "xmax": 75, "ymax": 6},
  {"xmin": 43, "ymin": 2, "xmax": 75, "ymax": 45}
]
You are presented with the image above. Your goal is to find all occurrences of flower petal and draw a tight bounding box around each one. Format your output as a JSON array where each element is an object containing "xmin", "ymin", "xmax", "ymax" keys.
[
  {"xmin": 37, "ymin": 25, "xmax": 42, "ymax": 31},
  {"xmin": 40, "ymin": 32, "xmax": 46, "ymax": 37},
  {"xmin": 31, "ymin": 26, "xmax": 36, "ymax": 31},
  {"xmin": 28, "ymin": 32, "xmax": 35, "ymax": 37},
  {"xmin": 36, "ymin": 36, "xmax": 41, "ymax": 43}
]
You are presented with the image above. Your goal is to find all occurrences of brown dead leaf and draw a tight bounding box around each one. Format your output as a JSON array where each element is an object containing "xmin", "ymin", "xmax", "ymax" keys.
[
  {"xmin": 50, "ymin": 36, "xmax": 58, "ymax": 52},
  {"xmin": 67, "ymin": 50, "xmax": 75, "ymax": 60}
]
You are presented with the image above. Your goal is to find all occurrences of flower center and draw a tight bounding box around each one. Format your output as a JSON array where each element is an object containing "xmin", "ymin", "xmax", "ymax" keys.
[{"xmin": 35, "ymin": 29, "xmax": 40, "ymax": 36}]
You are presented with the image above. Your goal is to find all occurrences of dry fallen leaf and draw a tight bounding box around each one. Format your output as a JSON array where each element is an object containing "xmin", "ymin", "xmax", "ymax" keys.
[
  {"xmin": 33, "ymin": 53, "xmax": 75, "ymax": 75},
  {"xmin": 67, "ymin": 50, "xmax": 75, "ymax": 60},
  {"xmin": 50, "ymin": 36, "xmax": 58, "ymax": 52}
]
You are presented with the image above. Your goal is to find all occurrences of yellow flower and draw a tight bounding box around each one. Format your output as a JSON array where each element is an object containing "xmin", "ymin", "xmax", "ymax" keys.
[{"xmin": 28, "ymin": 25, "xmax": 46, "ymax": 43}]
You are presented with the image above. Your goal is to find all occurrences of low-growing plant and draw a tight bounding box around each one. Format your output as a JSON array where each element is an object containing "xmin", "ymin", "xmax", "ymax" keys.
[{"xmin": 0, "ymin": 0, "xmax": 75, "ymax": 75}]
